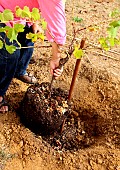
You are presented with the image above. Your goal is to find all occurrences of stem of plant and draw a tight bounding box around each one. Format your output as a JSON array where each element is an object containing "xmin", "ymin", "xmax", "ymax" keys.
[{"xmin": 68, "ymin": 38, "xmax": 86, "ymax": 101}]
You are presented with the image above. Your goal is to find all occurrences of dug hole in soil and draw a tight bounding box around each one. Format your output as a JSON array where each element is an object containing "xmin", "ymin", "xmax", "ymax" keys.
[
  {"xmin": 18, "ymin": 39, "xmax": 99, "ymax": 151},
  {"xmin": 18, "ymin": 80, "xmax": 96, "ymax": 151},
  {"xmin": 18, "ymin": 59, "xmax": 120, "ymax": 151}
]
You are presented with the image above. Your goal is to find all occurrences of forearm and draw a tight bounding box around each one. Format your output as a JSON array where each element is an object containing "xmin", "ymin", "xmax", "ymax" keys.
[
  {"xmin": 39, "ymin": 0, "xmax": 66, "ymax": 78},
  {"xmin": 50, "ymin": 41, "xmax": 63, "ymax": 77},
  {"xmin": 39, "ymin": 0, "xmax": 66, "ymax": 45},
  {"xmin": 51, "ymin": 42, "xmax": 61, "ymax": 61}
]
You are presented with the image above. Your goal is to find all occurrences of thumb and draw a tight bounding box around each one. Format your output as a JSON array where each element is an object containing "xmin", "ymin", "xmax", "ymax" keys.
[{"xmin": 50, "ymin": 68, "xmax": 53, "ymax": 75}]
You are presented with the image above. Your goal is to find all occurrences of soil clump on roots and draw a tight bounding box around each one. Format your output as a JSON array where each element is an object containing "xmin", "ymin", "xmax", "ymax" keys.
[{"xmin": 19, "ymin": 82, "xmax": 71, "ymax": 136}]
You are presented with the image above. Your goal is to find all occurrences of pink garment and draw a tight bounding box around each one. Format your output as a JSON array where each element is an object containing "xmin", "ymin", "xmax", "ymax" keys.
[{"xmin": 0, "ymin": 0, "xmax": 66, "ymax": 45}]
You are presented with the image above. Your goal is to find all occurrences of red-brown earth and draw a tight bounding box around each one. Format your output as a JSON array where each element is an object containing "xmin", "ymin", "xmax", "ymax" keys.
[{"xmin": 0, "ymin": 0, "xmax": 120, "ymax": 169}]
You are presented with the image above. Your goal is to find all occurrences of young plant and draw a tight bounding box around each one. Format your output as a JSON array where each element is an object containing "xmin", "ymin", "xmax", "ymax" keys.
[
  {"xmin": 0, "ymin": 6, "xmax": 46, "ymax": 54},
  {"xmin": 63, "ymin": 9, "xmax": 120, "ymax": 100},
  {"xmin": 99, "ymin": 8, "xmax": 120, "ymax": 51}
]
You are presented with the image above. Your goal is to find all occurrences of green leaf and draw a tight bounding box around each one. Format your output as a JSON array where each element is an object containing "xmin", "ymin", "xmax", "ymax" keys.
[
  {"xmin": 103, "ymin": 47, "xmax": 110, "ymax": 51},
  {"xmin": 32, "ymin": 34, "xmax": 38, "ymax": 42},
  {"xmin": 41, "ymin": 20, "xmax": 47, "ymax": 30},
  {"xmin": 5, "ymin": 26, "xmax": 18, "ymax": 42},
  {"xmin": 99, "ymin": 37, "xmax": 105, "ymax": 44},
  {"xmin": 5, "ymin": 44, "xmax": 16, "ymax": 54},
  {"xmin": 0, "ymin": 13, "xmax": 4, "ymax": 21},
  {"xmin": 109, "ymin": 38, "xmax": 115, "ymax": 47},
  {"xmin": 107, "ymin": 26, "xmax": 118, "ymax": 38},
  {"xmin": 15, "ymin": 6, "xmax": 31, "ymax": 18},
  {"xmin": 31, "ymin": 8, "xmax": 40, "ymax": 21},
  {"xmin": 3, "ymin": 9, "xmax": 14, "ymax": 21},
  {"xmin": 109, "ymin": 9, "xmax": 120, "ymax": 18},
  {"xmin": 73, "ymin": 16, "xmax": 83, "ymax": 23},
  {"xmin": 114, "ymin": 38, "xmax": 120, "ymax": 45},
  {"xmin": 0, "ymin": 9, "xmax": 14, "ymax": 22},
  {"xmin": 0, "ymin": 40, "xmax": 3, "ymax": 49},
  {"xmin": 14, "ymin": 23, "xmax": 25, "ymax": 33},
  {"xmin": 15, "ymin": 6, "xmax": 22, "ymax": 17},
  {"xmin": 26, "ymin": 32, "xmax": 34, "ymax": 39},
  {"xmin": 99, "ymin": 37, "xmax": 110, "ymax": 51},
  {"xmin": 73, "ymin": 47, "xmax": 84, "ymax": 59},
  {"xmin": 22, "ymin": 6, "xmax": 31, "ymax": 18},
  {"xmin": 26, "ymin": 32, "xmax": 45, "ymax": 42},
  {"xmin": 0, "ymin": 27, "xmax": 6, "ymax": 32},
  {"xmin": 37, "ymin": 33, "xmax": 45, "ymax": 41},
  {"xmin": 26, "ymin": 32, "xmax": 37, "ymax": 42},
  {"xmin": 109, "ymin": 20, "xmax": 120, "ymax": 28}
]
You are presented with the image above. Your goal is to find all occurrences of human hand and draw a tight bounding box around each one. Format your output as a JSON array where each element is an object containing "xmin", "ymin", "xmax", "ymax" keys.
[
  {"xmin": 50, "ymin": 59, "xmax": 63, "ymax": 79},
  {"xmin": 32, "ymin": 23, "xmax": 43, "ymax": 34}
]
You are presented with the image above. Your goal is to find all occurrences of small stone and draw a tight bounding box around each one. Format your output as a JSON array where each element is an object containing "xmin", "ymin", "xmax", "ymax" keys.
[
  {"xmin": 22, "ymin": 161, "xmax": 26, "ymax": 167},
  {"xmin": 68, "ymin": 122, "xmax": 71, "ymax": 125},
  {"xmin": 24, "ymin": 150, "xmax": 29, "ymax": 155},
  {"xmin": 82, "ymin": 130, "xmax": 86, "ymax": 134},
  {"xmin": 116, "ymin": 166, "xmax": 120, "ymax": 170},
  {"xmin": 109, "ymin": 166, "xmax": 115, "ymax": 170},
  {"xmin": 87, "ymin": 164, "xmax": 92, "ymax": 170},
  {"xmin": 76, "ymin": 134, "xmax": 83, "ymax": 141},
  {"xmin": 6, "ymin": 131, "xmax": 10, "ymax": 135},
  {"xmin": 97, "ymin": 158, "xmax": 103, "ymax": 164},
  {"xmin": 62, "ymin": 101, "xmax": 68, "ymax": 108},
  {"xmin": 72, "ymin": 110, "xmax": 79, "ymax": 117},
  {"xmin": 59, "ymin": 156, "xmax": 63, "ymax": 161},
  {"xmin": 17, "ymin": 125, "xmax": 21, "ymax": 129},
  {"xmin": 19, "ymin": 140, "xmax": 24, "ymax": 148},
  {"xmin": 97, "ymin": 155, "xmax": 103, "ymax": 164}
]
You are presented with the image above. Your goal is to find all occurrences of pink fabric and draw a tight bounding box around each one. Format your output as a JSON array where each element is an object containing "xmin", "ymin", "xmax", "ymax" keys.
[{"xmin": 0, "ymin": 0, "xmax": 66, "ymax": 45}]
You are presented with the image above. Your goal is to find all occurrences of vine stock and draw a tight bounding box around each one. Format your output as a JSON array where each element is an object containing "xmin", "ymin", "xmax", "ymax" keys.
[{"xmin": 0, "ymin": 6, "xmax": 120, "ymax": 61}]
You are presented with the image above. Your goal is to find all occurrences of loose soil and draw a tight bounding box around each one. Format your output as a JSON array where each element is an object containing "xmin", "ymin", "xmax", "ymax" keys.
[{"xmin": 0, "ymin": 0, "xmax": 120, "ymax": 170}]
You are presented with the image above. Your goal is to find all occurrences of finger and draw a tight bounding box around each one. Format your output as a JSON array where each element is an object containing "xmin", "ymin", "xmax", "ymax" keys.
[
  {"xmin": 50, "ymin": 68, "xmax": 53, "ymax": 75},
  {"xmin": 53, "ymin": 71, "xmax": 62, "ymax": 77},
  {"xmin": 53, "ymin": 73, "xmax": 60, "ymax": 79},
  {"xmin": 54, "ymin": 67, "xmax": 63, "ymax": 74},
  {"xmin": 54, "ymin": 69, "xmax": 62, "ymax": 74}
]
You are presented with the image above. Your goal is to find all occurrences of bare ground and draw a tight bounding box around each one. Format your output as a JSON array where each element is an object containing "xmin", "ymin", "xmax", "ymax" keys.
[{"xmin": 0, "ymin": 0, "xmax": 120, "ymax": 170}]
